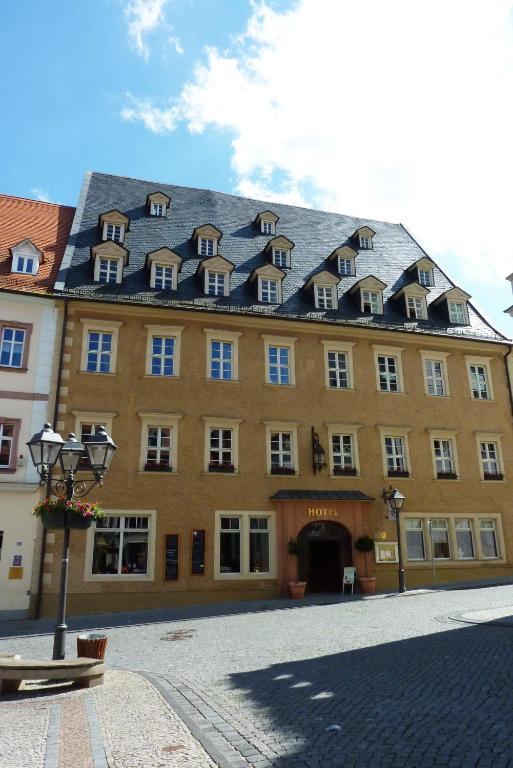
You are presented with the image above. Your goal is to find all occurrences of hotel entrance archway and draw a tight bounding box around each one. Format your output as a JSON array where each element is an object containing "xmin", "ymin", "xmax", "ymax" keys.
[{"xmin": 297, "ymin": 520, "xmax": 352, "ymax": 593}]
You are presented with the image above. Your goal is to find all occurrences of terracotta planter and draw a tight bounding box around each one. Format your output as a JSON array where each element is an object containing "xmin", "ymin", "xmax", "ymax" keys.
[
  {"xmin": 288, "ymin": 581, "xmax": 307, "ymax": 599},
  {"xmin": 358, "ymin": 577, "xmax": 377, "ymax": 594},
  {"xmin": 41, "ymin": 509, "xmax": 94, "ymax": 530}
]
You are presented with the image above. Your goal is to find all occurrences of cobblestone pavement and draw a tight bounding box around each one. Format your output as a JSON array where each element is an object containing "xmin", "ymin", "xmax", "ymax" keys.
[{"xmin": 3, "ymin": 586, "xmax": 513, "ymax": 767}]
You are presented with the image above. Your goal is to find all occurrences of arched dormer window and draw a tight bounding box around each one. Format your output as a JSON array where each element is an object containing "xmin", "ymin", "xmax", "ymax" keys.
[
  {"xmin": 146, "ymin": 191, "xmax": 171, "ymax": 218},
  {"xmin": 391, "ymin": 283, "xmax": 429, "ymax": 320},
  {"xmin": 192, "ymin": 224, "xmax": 222, "ymax": 258},
  {"xmin": 304, "ymin": 270, "xmax": 341, "ymax": 310},
  {"xmin": 432, "ymin": 287, "xmax": 471, "ymax": 325},
  {"xmin": 197, "ymin": 254, "xmax": 234, "ymax": 297},
  {"xmin": 327, "ymin": 245, "xmax": 358, "ymax": 277},
  {"xmin": 265, "ymin": 236, "xmax": 294, "ymax": 269},
  {"xmin": 10, "ymin": 239, "xmax": 42, "ymax": 275},
  {"xmin": 407, "ymin": 257, "xmax": 436, "ymax": 288},
  {"xmin": 254, "ymin": 210, "xmax": 279, "ymax": 236},
  {"xmin": 91, "ymin": 241, "xmax": 129, "ymax": 285},
  {"xmin": 146, "ymin": 247, "xmax": 182, "ymax": 290},
  {"xmin": 349, "ymin": 275, "xmax": 386, "ymax": 315},
  {"xmin": 250, "ymin": 264, "xmax": 286, "ymax": 304},
  {"xmin": 99, "ymin": 210, "xmax": 130, "ymax": 244},
  {"xmin": 352, "ymin": 226, "xmax": 376, "ymax": 250}
]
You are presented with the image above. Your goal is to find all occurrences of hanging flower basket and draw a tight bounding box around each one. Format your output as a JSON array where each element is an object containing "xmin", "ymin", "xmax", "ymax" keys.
[{"xmin": 34, "ymin": 497, "xmax": 104, "ymax": 530}]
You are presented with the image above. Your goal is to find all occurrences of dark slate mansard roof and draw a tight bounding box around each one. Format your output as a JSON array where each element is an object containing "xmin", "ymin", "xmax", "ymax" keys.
[{"xmin": 59, "ymin": 171, "xmax": 506, "ymax": 342}]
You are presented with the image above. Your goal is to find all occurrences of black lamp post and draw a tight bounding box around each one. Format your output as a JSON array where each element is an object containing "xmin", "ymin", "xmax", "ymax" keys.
[
  {"xmin": 382, "ymin": 486, "xmax": 406, "ymax": 593},
  {"xmin": 27, "ymin": 423, "xmax": 116, "ymax": 660}
]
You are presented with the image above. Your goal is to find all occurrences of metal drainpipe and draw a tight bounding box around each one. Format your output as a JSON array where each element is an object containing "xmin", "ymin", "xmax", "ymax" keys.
[
  {"xmin": 504, "ymin": 345, "xmax": 513, "ymax": 418},
  {"xmin": 33, "ymin": 299, "xmax": 68, "ymax": 619}
]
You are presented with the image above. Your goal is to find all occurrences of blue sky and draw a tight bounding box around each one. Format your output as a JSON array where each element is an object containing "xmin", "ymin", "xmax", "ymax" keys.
[{"xmin": 1, "ymin": 0, "xmax": 512, "ymax": 335}]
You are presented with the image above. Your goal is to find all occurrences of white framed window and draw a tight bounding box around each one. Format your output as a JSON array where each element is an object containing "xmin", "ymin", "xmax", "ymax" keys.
[
  {"xmin": 199, "ymin": 237, "xmax": 215, "ymax": 257},
  {"xmin": 321, "ymin": 341, "xmax": 355, "ymax": 390},
  {"xmin": 418, "ymin": 268, "xmax": 433, "ymax": 287},
  {"xmin": 214, "ymin": 511, "xmax": 276, "ymax": 579},
  {"xmin": 362, "ymin": 290, "xmax": 380, "ymax": 314},
  {"xmin": 11, "ymin": 241, "xmax": 41, "ymax": 275},
  {"xmin": 204, "ymin": 329, "xmax": 241, "ymax": 381},
  {"xmin": 85, "ymin": 510, "xmax": 156, "ymax": 581},
  {"xmin": 455, "ymin": 519, "xmax": 475, "ymax": 559},
  {"xmin": 259, "ymin": 277, "xmax": 280, "ymax": 304},
  {"xmin": 378, "ymin": 426, "xmax": 411, "ymax": 478},
  {"xmin": 430, "ymin": 519, "xmax": 451, "ymax": 559},
  {"xmin": 144, "ymin": 325, "xmax": 183, "ymax": 377},
  {"xmin": 263, "ymin": 336, "xmax": 296, "ymax": 386},
  {"xmin": 0, "ymin": 327, "xmax": 26, "ymax": 368},
  {"xmin": 206, "ymin": 271, "xmax": 226, "ymax": 297},
  {"xmin": 203, "ymin": 417, "xmax": 241, "ymax": 474},
  {"xmin": 137, "ymin": 412, "xmax": 181, "ymax": 473},
  {"xmin": 151, "ymin": 202, "xmax": 164, "ymax": 217},
  {"xmin": 103, "ymin": 223, "xmax": 124, "ymax": 243},
  {"xmin": 406, "ymin": 296, "xmax": 426, "ymax": 320},
  {"xmin": 73, "ymin": 412, "xmax": 115, "ymax": 471},
  {"xmin": 405, "ymin": 519, "xmax": 425, "ymax": 561},
  {"xmin": 98, "ymin": 258, "xmax": 119, "ymax": 285},
  {"xmin": 14, "ymin": 255, "xmax": 35, "ymax": 274},
  {"xmin": 421, "ymin": 351, "xmax": 450, "ymax": 397},
  {"xmin": 327, "ymin": 424, "xmax": 361, "ymax": 477},
  {"xmin": 448, "ymin": 301, "xmax": 466, "ymax": 324},
  {"xmin": 338, "ymin": 256, "xmax": 354, "ymax": 276},
  {"xmin": 153, "ymin": 264, "xmax": 175, "ymax": 290},
  {"xmin": 373, "ymin": 346, "xmax": 404, "ymax": 393},
  {"xmin": 272, "ymin": 249, "xmax": 289, "ymax": 268},
  {"xmin": 359, "ymin": 235, "xmax": 372, "ymax": 249},
  {"xmin": 479, "ymin": 520, "xmax": 499, "ymax": 558},
  {"xmin": 466, "ymin": 357, "xmax": 493, "ymax": 400},
  {"xmin": 264, "ymin": 421, "xmax": 299, "ymax": 475},
  {"xmin": 0, "ymin": 421, "xmax": 17, "ymax": 470},
  {"xmin": 475, "ymin": 432, "xmax": 505, "ymax": 481},
  {"xmin": 433, "ymin": 438, "xmax": 457, "ymax": 478},
  {"xmin": 147, "ymin": 250, "xmax": 180, "ymax": 290},
  {"xmin": 314, "ymin": 285, "xmax": 337, "ymax": 310},
  {"xmin": 80, "ymin": 319, "xmax": 122, "ymax": 374},
  {"xmin": 262, "ymin": 220, "xmax": 274, "ymax": 235}
]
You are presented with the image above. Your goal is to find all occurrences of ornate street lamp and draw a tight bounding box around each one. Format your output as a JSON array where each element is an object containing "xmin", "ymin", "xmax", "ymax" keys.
[
  {"xmin": 27, "ymin": 423, "xmax": 117, "ymax": 660},
  {"xmin": 382, "ymin": 486, "xmax": 406, "ymax": 593},
  {"xmin": 312, "ymin": 427, "xmax": 327, "ymax": 474}
]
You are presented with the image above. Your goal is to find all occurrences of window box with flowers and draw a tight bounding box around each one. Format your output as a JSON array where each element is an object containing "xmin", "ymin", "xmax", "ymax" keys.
[
  {"xmin": 333, "ymin": 466, "xmax": 357, "ymax": 476},
  {"xmin": 144, "ymin": 461, "xmax": 172, "ymax": 472},
  {"xmin": 34, "ymin": 497, "xmax": 104, "ymax": 530},
  {"xmin": 208, "ymin": 461, "xmax": 235, "ymax": 473},
  {"xmin": 483, "ymin": 472, "xmax": 504, "ymax": 481},
  {"xmin": 387, "ymin": 469, "xmax": 410, "ymax": 478},
  {"xmin": 271, "ymin": 465, "xmax": 295, "ymax": 475},
  {"xmin": 436, "ymin": 471, "xmax": 458, "ymax": 480}
]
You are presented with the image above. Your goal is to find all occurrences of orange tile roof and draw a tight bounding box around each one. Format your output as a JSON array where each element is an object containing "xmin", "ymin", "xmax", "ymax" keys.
[{"xmin": 0, "ymin": 194, "xmax": 75, "ymax": 295}]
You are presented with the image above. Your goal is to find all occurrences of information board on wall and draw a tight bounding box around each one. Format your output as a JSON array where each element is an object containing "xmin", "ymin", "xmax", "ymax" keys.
[
  {"xmin": 191, "ymin": 529, "xmax": 205, "ymax": 575},
  {"xmin": 165, "ymin": 534, "xmax": 179, "ymax": 581}
]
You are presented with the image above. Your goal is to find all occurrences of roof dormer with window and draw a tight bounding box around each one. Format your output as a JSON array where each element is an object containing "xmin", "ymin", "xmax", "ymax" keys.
[
  {"xmin": 197, "ymin": 254, "xmax": 234, "ymax": 297},
  {"xmin": 254, "ymin": 210, "xmax": 279, "ymax": 236},
  {"xmin": 99, "ymin": 210, "xmax": 130, "ymax": 244},
  {"xmin": 407, "ymin": 257, "xmax": 436, "ymax": 288},
  {"xmin": 146, "ymin": 247, "xmax": 182, "ymax": 290},
  {"xmin": 349, "ymin": 275, "xmax": 386, "ymax": 315},
  {"xmin": 250, "ymin": 264, "xmax": 286, "ymax": 304},
  {"xmin": 432, "ymin": 287, "xmax": 471, "ymax": 325},
  {"xmin": 10, "ymin": 239, "xmax": 42, "ymax": 275},
  {"xmin": 327, "ymin": 245, "xmax": 358, "ymax": 277},
  {"xmin": 265, "ymin": 236, "xmax": 294, "ymax": 269},
  {"xmin": 304, "ymin": 270, "xmax": 341, "ymax": 310},
  {"xmin": 192, "ymin": 224, "xmax": 222, "ymax": 258},
  {"xmin": 391, "ymin": 283, "xmax": 429, "ymax": 320},
  {"xmin": 352, "ymin": 226, "xmax": 376, "ymax": 250},
  {"xmin": 91, "ymin": 240, "xmax": 129, "ymax": 285},
  {"xmin": 146, "ymin": 191, "xmax": 171, "ymax": 218}
]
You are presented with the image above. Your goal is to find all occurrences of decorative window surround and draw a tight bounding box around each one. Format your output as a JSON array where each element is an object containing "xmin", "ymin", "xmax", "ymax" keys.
[
  {"xmin": 251, "ymin": 264, "xmax": 286, "ymax": 304},
  {"xmin": 321, "ymin": 340, "xmax": 355, "ymax": 390},
  {"xmin": 427, "ymin": 429, "xmax": 460, "ymax": 480},
  {"xmin": 349, "ymin": 276, "xmax": 386, "ymax": 315},
  {"xmin": 192, "ymin": 224, "xmax": 222, "ymax": 256},
  {"xmin": 99, "ymin": 210, "xmax": 129, "ymax": 243},
  {"xmin": 0, "ymin": 418, "xmax": 21, "ymax": 473},
  {"xmin": 373, "ymin": 345, "xmax": 405, "ymax": 393},
  {"xmin": 255, "ymin": 210, "xmax": 279, "ymax": 235},
  {"xmin": 0, "ymin": 320, "xmax": 32, "ymax": 371},
  {"xmin": 327, "ymin": 245, "xmax": 358, "ymax": 277},
  {"xmin": 305, "ymin": 271, "xmax": 340, "ymax": 310},
  {"xmin": 420, "ymin": 350, "xmax": 450, "ymax": 397},
  {"xmin": 84, "ymin": 509, "xmax": 156, "ymax": 582},
  {"xmin": 80, "ymin": 318, "xmax": 123, "ymax": 374},
  {"xmin": 391, "ymin": 283, "xmax": 429, "ymax": 320},
  {"xmin": 262, "ymin": 335, "xmax": 297, "ymax": 386},
  {"xmin": 265, "ymin": 236, "xmax": 294, "ymax": 269},
  {"xmin": 202, "ymin": 417, "xmax": 242, "ymax": 474},
  {"xmin": 377, "ymin": 426, "xmax": 412, "ymax": 479},
  {"xmin": 146, "ymin": 248, "xmax": 182, "ymax": 290},
  {"xmin": 145, "ymin": 325, "xmax": 184, "ymax": 377},
  {"xmin": 214, "ymin": 510, "xmax": 277, "ymax": 580},
  {"xmin": 197, "ymin": 255, "xmax": 235, "ymax": 297},
  {"xmin": 406, "ymin": 257, "xmax": 436, "ymax": 288},
  {"xmin": 10, "ymin": 240, "xmax": 42, "ymax": 275},
  {"xmin": 465, "ymin": 356, "xmax": 494, "ymax": 401},
  {"xmin": 474, "ymin": 432, "xmax": 505, "ymax": 481},
  {"xmin": 73, "ymin": 411, "xmax": 116, "ymax": 471},
  {"xmin": 402, "ymin": 515, "xmax": 506, "ymax": 564},
  {"xmin": 137, "ymin": 412, "xmax": 182, "ymax": 473},
  {"xmin": 263, "ymin": 420, "xmax": 300, "ymax": 476},
  {"xmin": 432, "ymin": 287, "xmax": 471, "ymax": 325},
  {"xmin": 91, "ymin": 241, "xmax": 128, "ymax": 285},
  {"xmin": 326, "ymin": 423, "xmax": 362, "ymax": 477},
  {"xmin": 204, "ymin": 328, "xmax": 241, "ymax": 381},
  {"xmin": 146, "ymin": 191, "xmax": 171, "ymax": 217}
]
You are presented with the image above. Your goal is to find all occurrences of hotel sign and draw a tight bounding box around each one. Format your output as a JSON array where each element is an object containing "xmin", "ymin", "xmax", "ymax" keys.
[{"xmin": 308, "ymin": 508, "xmax": 339, "ymax": 518}]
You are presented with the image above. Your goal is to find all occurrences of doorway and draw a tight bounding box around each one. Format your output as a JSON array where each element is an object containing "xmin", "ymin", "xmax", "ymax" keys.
[{"xmin": 297, "ymin": 521, "xmax": 352, "ymax": 593}]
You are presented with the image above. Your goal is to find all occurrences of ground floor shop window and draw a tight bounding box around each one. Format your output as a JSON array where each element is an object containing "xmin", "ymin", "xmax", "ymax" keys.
[
  {"xmin": 455, "ymin": 519, "xmax": 474, "ymax": 559},
  {"xmin": 216, "ymin": 512, "xmax": 274, "ymax": 578},
  {"xmin": 405, "ymin": 518, "xmax": 425, "ymax": 560},
  {"xmin": 403, "ymin": 516, "xmax": 502, "ymax": 563},
  {"xmin": 92, "ymin": 516, "xmax": 149, "ymax": 575},
  {"xmin": 430, "ymin": 519, "xmax": 451, "ymax": 559},
  {"xmin": 480, "ymin": 520, "xmax": 499, "ymax": 558}
]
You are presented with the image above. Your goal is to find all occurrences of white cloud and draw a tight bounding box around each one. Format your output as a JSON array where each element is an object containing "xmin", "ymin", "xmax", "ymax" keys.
[
  {"xmin": 31, "ymin": 187, "xmax": 51, "ymax": 202},
  {"xmin": 124, "ymin": 0, "xmax": 172, "ymax": 59},
  {"xmin": 122, "ymin": 93, "xmax": 181, "ymax": 132},
  {"xmin": 123, "ymin": 0, "xmax": 513, "ymax": 326}
]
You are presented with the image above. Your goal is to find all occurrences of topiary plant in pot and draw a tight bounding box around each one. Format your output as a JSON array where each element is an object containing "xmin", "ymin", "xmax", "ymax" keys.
[
  {"xmin": 354, "ymin": 535, "xmax": 377, "ymax": 594},
  {"xmin": 287, "ymin": 538, "xmax": 307, "ymax": 598}
]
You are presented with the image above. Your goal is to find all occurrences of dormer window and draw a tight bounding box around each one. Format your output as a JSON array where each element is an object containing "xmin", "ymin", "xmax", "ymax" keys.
[
  {"xmin": 265, "ymin": 236, "xmax": 294, "ymax": 270},
  {"xmin": 192, "ymin": 224, "xmax": 222, "ymax": 258},
  {"xmin": 327, "ymin": 245, "xmax": 357, "ymax": 277},
  {"xmin": 152, "ymin": 203, "xmax": 164, "ymax": 217},
  {"xmin": 10, "ymin": 240, "xmax": 42, "ymax": 275},
  {"xmin": 255, "ymin": 210, "xmax": 279, "ymax": 236},
  {"xmin": 339, "ymin": 257, "xmax": 354, "ymax": 276},
  {"xmin": 352, "ymin": 226, "xmax": 376, "ymax": 251},
  {"xmin": 407, "ymin": 297, "xmax": 425, "ymax": 319},
  {"xmin": 197, "ymin": 254, "xmax": 234, "ymax": 298},
  {"xmin": 146, "ymin": 247, "xmax": 182, "ymax": 291},
  {"xmin": 207, "ymin": 272, "xmax": 226, "ymax": 296},
  {"xmin": 146, "ymin": 191, "xmax": 171, "ymax": 218},
  {"xmin": 391, "ymin": 282, "xmax": 429, "ymax": 321},
  {"xmin": 349, "ymin": 276, "xmax": 386, "ymax": 315},
  {"xmin": 262, "ymin": 220, "xmax": 274, "ymax": 235},
  {"xmin": 359, "ymin": 235, "xmax": 371, "ymax": 249},
  {"xmin": 99, "ymin": 210, "xmax": 129, "ymax": 244},
  {"xmin": 432, "ymin": 287, "xmax": 471, "ymax": 326},
  {"xmin": 200, "ymin": 238, "xmax": 215, "ymax": 257},
  {"xmin": 406, "ymin": 257, "xmax": 435, "ymax": 289},
  {"xmin": 273, "ymin": 249, "xmax": 289, "ymax": 268},
  {"xmin": 362, "ymin": 290, "xmax": 380, "ymax": 313},
  {"xmin": 98, "ymin": 258, "xmax": 119, "ymax": 284},
  {"xmin": 305, "ymin": 270, "xmax": 340, "ymax": 310},
  {"xmin": 315, "ymin": 285, "xmax": 336, "ymax": 309},
  {"xmin": 91, "ymin": 241, "xmax": 128, "ymax": 285},
  {"xmin": 250, "ymin": 264, "xmax": 285, "ymax": 305},
  {"xmin": 106, "ymin": 224, "xmax": 122, "ymax": 242},
  {"xmin": 448, "ymin": 301, "xmax": 466, "ymax": 324},
  {"xmin": 418, "ymin": 269, "xmax": 432, "ymax": 287}
]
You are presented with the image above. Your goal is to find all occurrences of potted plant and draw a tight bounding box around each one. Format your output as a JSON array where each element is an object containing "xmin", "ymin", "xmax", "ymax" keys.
[
  {"xmin": 208, "ymin": 461, "xmax": 235, "ymax": 473},
  {"xmin": 271, "ymin": 464, "xmax": 295, "ymax": 475},
  {"xmin": 144, "ymin": 461, "xmax": 171, "ymax": 472},
  {"xmin": 287, "ymin": 538, "xmax": 307, "ymax": 598},
  {"xmin": 333, "ymin": 466, "xmax": 358, "ymax": 476},
  {"xmin": 34, "ymin": 496, "xmax": 104, "ymax": 530},
  {"xmin": 354, "ymin": 535, "xmax": 376, "ymax": 594}
]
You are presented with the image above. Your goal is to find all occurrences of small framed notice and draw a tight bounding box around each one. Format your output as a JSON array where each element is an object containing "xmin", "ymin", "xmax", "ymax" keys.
[
  {"xmin": 165, "ymin": 535, "xmax": 179, "ymax": 581},
  {"xmin": 374, "ymin": 541, "xmax": 399, "ymax": 563},
  {"xmin": 191, "ymin": 530, "xmax": 205, "ymax": 575}
]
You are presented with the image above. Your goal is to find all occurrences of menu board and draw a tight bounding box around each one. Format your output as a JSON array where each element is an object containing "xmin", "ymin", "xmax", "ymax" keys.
[
  {"xmin": 165, "ymin": 534, "xmax": 179, "ymax": 581},
  {"xmin": 191, "ymin": 529, "xmax": 205, "ymax": 575}
]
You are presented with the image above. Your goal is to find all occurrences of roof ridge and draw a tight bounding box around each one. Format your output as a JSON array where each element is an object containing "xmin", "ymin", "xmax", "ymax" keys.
[{"xmin": 0, "ymin": 193, "xmax": 75, "ymax": 210}]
